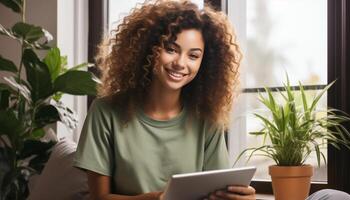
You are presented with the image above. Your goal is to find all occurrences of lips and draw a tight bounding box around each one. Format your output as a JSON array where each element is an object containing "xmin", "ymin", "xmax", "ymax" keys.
[{"xmin": 165, "ymin": 69, "xmax": 187, "ymax": 81}]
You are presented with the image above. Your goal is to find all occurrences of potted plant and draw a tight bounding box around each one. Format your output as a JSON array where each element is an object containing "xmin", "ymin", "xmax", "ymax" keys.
[
  {"xmin": 0, "ymin": 1, "xmax": 99, "ymax": 199},
  {"xmin": 235, "ymin": 76, "xmax": 350, "ymax": 200}
]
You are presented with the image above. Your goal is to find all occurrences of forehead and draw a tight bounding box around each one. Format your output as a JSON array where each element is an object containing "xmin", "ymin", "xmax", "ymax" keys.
[{"xmin": 172, "ymin": 29, "xmax": 204, "ymax": 50}]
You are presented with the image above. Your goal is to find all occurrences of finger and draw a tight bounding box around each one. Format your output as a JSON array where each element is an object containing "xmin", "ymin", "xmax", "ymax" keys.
[
  {"xmin": 207, "ymin": 192, "xmax": 226, "ymax": 200},
  {"xmin": 158, "ymin": 192, "xmax": 164, "ymax": 200},
  {"xmin": 227, "ymin": 186, "xmax": 256, "ymax": 195},
  {"xmin": 215, "ymin": 191, "xmax": 255, "ymax": 200}
]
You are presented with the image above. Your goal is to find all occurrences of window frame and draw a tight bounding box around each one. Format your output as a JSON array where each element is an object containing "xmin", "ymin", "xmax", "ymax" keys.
[{"xmin": 88, "ymin": 0, "xmax": 350, "ymax": 194}]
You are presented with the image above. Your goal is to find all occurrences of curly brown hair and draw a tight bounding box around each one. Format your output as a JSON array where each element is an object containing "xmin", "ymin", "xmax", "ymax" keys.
[{"xmin": 96, "ymin": 0, "xmax": 241, "ymax": 127}]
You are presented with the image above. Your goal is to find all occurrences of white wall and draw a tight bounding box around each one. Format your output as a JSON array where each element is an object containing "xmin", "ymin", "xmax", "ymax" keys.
[
  {"xmin": 57, "ymin": 0, "xmax": 88, "ymax": 142},
  {"xmin": 226, "ymin": 0, "xmax": 248, "ymax": 166}
]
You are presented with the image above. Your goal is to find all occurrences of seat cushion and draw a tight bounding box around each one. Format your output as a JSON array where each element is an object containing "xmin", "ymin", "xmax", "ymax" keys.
[{"xmin": 28, "ymin": 138, "xmax": 89, "ymax": 200}]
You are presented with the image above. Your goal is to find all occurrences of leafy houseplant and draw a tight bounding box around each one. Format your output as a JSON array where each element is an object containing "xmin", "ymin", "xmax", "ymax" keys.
[
  {"xmin": 0, "ymin": 1, "xmax": 99, "ymax": 199},
  {"xmin": 236, "ymin": 77, "xmax": 350, "ymax": 200}
]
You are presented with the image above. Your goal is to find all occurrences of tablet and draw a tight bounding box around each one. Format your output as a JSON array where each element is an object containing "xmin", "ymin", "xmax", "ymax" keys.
[{"xmin": 162, "ymin": 166, "xmax": 256, "ymax": 200}]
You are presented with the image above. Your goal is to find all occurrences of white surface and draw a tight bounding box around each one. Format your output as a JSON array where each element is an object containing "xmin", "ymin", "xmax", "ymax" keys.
[
  {"xmin": 57, "ymin": 0, "xmax": 88, "ymax": 142},
  {"xmin": 163, "ymin": 166, "xmax": 256, "ymax": 200}
]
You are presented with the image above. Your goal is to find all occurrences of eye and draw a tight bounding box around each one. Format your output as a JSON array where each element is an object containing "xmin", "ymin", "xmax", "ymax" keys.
[
  {"xmin": 165, "ymin": 47, "xmax": 177, "ymax": 54},
  {"xmin": 189, "ymin": 54, "xmax": 200, "ymax": 60}
]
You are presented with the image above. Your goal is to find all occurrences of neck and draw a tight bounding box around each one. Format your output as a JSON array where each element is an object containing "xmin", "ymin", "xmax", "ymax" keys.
[{"xmin": 143, "ymin": 81, "xmax": 182, "ymax": 120}]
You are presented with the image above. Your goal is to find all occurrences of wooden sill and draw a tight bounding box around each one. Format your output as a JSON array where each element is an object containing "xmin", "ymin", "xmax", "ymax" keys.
[{"xmin": 256, "ymin": 193, "xmax": 274, "ymax": 200}]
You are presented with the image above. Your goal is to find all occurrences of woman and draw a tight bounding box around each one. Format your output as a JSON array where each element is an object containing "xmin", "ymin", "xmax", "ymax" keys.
[
  {"xmin": 74, "ymin": 0, "xmax": 253, "ymax": 199},
  {"xmin": 74, "ymin": 1, "xmax": 350, "ymax": 200}
]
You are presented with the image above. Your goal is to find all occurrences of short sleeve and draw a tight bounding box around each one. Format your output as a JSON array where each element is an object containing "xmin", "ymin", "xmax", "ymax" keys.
[
  {"xmin": 203, "ymin": 125, "xmax": 230, "ymax": 171},
  {"xmin": 73, "ymin": 99, "xmax": 114, "ymax": 176}
]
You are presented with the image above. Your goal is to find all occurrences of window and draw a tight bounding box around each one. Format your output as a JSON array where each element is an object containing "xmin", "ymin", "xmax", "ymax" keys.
[
  {"xmin": 108, "ymin": 0, "xmax": 204, "ymax": 31},
  {"xmin": 224, "ymin": 0, "xmax": 350, "ymax": 194},
  {"xmin": 227, "ymin": 0, "xmax": 328, "ymax": 182}
]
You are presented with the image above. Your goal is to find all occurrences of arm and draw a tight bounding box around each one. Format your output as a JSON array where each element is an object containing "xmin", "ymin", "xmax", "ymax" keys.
[
  {"xmin": 203, "ymin": 127, "xmax": 256, "ymax": 200},
  {"xmin": 87, "ymin": 171, "xmax": 163, "ymax": 200}
]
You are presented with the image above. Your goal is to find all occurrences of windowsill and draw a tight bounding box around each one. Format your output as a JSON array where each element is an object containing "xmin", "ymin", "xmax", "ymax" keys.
[{"xmin": 256, "ymin": 193, "xmax": 274, "ymax": 200}]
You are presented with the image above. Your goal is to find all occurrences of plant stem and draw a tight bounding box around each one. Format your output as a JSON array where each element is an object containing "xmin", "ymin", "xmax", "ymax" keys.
[
  {"xmin": 19, "ymin": 0, "xmax": 26, "ymax": 79},
  {"xmin": 17, "ymin": 0, "xmax": 26, "ymax": 111},
  {"xmin": 16, "ymin": 45, "xmax": 25, "ymax": 113},
  {"xmin": 17, "ymin": 46, "xmax": 24, "ymax": 82},
  {"xmin": 28, "ymin": 103, "xmax": 38, "ymax": 135}
]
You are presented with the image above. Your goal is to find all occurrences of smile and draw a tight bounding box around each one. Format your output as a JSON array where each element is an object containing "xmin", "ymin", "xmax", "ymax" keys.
[{"xmin": 165, "ymin": 69, "xmax": 187, "ymax": 81}]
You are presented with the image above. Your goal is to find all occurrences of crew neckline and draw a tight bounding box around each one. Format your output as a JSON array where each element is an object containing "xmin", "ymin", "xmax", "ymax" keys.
[{"xmin": 137, "ymin": 106, "xmax": 187, "ymax": 128}]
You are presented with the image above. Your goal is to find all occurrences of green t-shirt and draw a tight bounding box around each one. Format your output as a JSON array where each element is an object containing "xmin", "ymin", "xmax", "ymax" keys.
[{"xmin": 73, "ymin": 98, "xmax": 230, "ymax": 195}]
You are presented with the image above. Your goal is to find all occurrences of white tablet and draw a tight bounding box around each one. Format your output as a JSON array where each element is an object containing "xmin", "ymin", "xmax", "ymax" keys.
[{"xmin": 162, "ymin": 166, "xmax": 256, "ymax": 200}]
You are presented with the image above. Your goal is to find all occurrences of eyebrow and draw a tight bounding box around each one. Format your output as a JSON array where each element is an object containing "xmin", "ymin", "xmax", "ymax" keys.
[{"xmin": 171, "ymin": 42, "xmax": 203, "ymax": 53}]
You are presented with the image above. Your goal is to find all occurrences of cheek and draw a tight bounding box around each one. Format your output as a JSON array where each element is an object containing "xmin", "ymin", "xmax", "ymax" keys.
[
  {"xmin": 154, "ymin": 54, "xmax": 170, "ymax": 73},
  {"xmin": 188, "ymin": 63, "xmax": 202, "ymax": 80},
  {"xmin": 191, "ymin": 62, "xmax": 202, "ymax": 74},
  {"xmin": 159, "ymin": 52, "xmax": 174, "ymax": 65}
]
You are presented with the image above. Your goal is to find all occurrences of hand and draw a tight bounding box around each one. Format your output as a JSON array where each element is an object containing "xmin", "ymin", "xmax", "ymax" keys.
[
  {"xmin": 151, "ymin": 191, "xmax": 163, "ymax": 200},
  {"xmin": 157, "ymin": 192, "xmax": 164, "ymax": 200},
  {"xmin": 205, "ymin": 185, "xmax": 256, "ymax": 200}
]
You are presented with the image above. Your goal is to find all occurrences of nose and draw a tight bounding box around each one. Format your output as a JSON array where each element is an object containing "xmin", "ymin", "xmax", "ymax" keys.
[{"xmin": 173, "ymin": 54, "xmax": 186, "ymax": 69}]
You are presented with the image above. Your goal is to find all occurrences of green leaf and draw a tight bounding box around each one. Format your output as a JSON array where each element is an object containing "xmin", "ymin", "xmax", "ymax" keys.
[
  {"xmin": 43, "ymin": 47, "xmax": 61, "ymax": 81},
  {"xmin": 52, "ymin": 92, "xmax": 63, "ymax": 101},
  {"xmin": 16, "ymin": 96, "xmax": 27, "ymax": 123},
  {"xmin": 310, "ymin": 80, "xmax": 336, "ymax": 112},
  {"xmin": 0, "ymin": 109, "xmax": 23, "ymax": 136},
  {"xmin": 61, "ymin": 56, "xmax": 68, "ymax": 68},
  {"xmin": 0, "ymin": 89, "xmax": 10, "ymax": 109},
  {"xmin": 34, "ymin": 104, "xmax": 60, "ymax": 128},
  {"xmin": 18, "ymin": 140, "xmax": 55, "ymax": 159},
  {"xmin": 313, "ymin": 141, "xmax": 321, "ymax": 167},
  {"xmin": 68, "ymin": 62, "xmax": 94, "ymax": 72},
  {"xmin": 19, "ymin": 140, "xmax": 56, "ymax": 173},
  {"xmin": 30, "ymin": 128, "xmax": 46, "ymax": 139},
  {"xmin": 0, "ymin": 55, "xmax": 17, "ymax": 73},
  {"xmin": 0, "ymin": 146, "xmax": 12, "ymax": 195},
  {"xmin": 299, "ymin": 81, "xmax": 310, "ymax": 121},
  {"xmin": 0, "ymin": 24, "xmax": 14, "ymax": 39},
  {"xmin": 53, "ymin": 71, "xmax": 97, "ymax": 95},
  {"xmin": 3, "ymin": 76, "xmax": 32, "ymax": 103},
  {"xmin": 0, "ymin": 0, "xmax": 22, "ymax": 13},
  {"xmin": 12, "ymin": 22, "xmax": 44, "ymax": 43},
  {"xmin": 254, "ymin": 113, "xmax": 279, "ymax": 132},
  {"xmin": 23, "ymin": 49, "xmax": 53, "ymax": 102},
  {"xmin": 249, "ymin": 131, "xmax": 266, "ymax": 136},
  {"xmin": 0, "ymin": 83, "xmax": 15, "ymax": 102}
]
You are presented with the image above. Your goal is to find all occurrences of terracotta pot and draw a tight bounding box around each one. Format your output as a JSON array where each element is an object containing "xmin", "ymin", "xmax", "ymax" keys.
[{"xmin": 269, "ymin": 165, "xmax": 313, "ymax": 200}]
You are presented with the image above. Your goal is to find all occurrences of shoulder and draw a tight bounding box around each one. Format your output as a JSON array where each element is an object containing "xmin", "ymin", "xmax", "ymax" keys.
[
  {"xmin": 199, "ymin": 118, "xmax": 225, "ymax": 145},
  {"xmin": 89, "ymin": 94, "xmax": 133, "ymax": 125},
  {"xmin": 188, "ymin": 113, "xmax": 225, "ymax": 136},
  {"xmin": 91, "ymin": 96, "xmax": 113, "ymax": 108},
  {"xmin": 197, "ymin": 116, "xmax": 225, "ymax": 134},
  {"xmin": 89, "ymin": 97, "xmax": 115, "ymax": 114}
]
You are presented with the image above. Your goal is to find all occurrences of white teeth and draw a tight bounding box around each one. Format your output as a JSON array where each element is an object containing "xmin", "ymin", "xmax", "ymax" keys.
[{"xmin": 168, "ymin": 71, "xmax": 183, "ymax": 78}]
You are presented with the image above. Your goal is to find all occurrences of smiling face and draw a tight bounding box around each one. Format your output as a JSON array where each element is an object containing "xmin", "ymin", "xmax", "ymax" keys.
[{"xmin": 152, "ymin": 29, "xmax": 205, "ymax": 92}]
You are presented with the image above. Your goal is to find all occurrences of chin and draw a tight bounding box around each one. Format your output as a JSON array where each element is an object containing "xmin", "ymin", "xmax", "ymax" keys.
[{"xmin": 164, "ymin": 83, "xmax": 184, "ymax": 91}]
